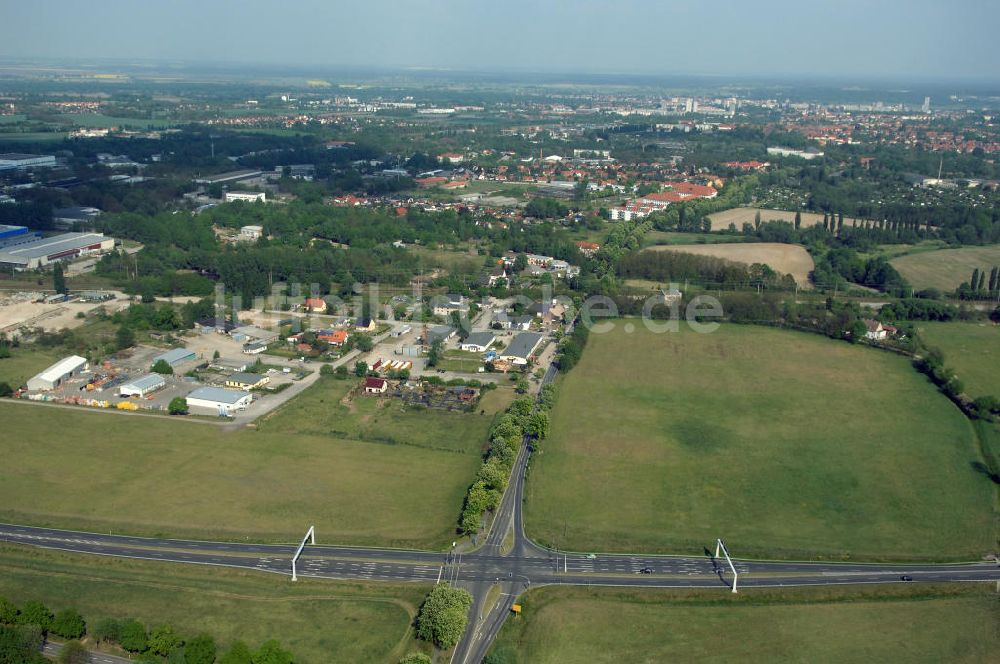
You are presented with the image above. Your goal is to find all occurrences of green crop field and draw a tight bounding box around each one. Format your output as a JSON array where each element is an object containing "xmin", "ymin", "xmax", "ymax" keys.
[
  {"xmin": 487, "ymin": 585, "xmax": 1000, "ymax": 664},
  {"xmin": 0, "ymin": 544, "xmax": 428, "ymax": 664},
  {"xmin": 0, "ymin": 375, "xmax": 508, "ymax": 548},
  {"xmin": 891, "ymin": 244, "xmax": 1000, "ymax": 291},
  {"xmin": 916, "ymin": 322, "xmax": 1000, "ymax": 398},
  {"xmin": 525, "ymin": 324, "xmax": 996, "ymax": 560}
]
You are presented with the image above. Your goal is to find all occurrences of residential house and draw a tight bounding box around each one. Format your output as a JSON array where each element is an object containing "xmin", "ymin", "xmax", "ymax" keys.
[
  {"xmin": 363, "ymin": 377, "xmax": 388, "ymax": 394},
  {"xmin": 355, "ymin": 317, "xmax": 377, "ymax": 333},
  {"xmin": 303, "ymin": 297, "xmax": 327, "ymax": 313},
  {"xmin": 863, "ymin": 319, "xmax": 898, "ymax": 341},
  {"xmin": 499, "ymin": 332, "xmax": 544, "ymax": 366}
]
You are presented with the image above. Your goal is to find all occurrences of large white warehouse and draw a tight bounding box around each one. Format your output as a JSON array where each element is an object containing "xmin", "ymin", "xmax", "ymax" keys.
[
  {"xmin": 26, "ymin": 355, "xmax": 89, "ymax": 391},
  {"xmin": 186, "ymin": 386, "xmax": 252, "ymax": 415}
]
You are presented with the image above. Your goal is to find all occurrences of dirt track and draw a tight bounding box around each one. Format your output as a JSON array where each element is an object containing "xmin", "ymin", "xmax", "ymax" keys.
[{"xmin": 648, "ymin": 242, "xmax": 815, "ymax": 287}]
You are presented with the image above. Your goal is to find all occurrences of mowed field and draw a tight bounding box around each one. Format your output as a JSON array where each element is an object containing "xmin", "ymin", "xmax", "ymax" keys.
[
  {"xmin": 891, "ymin": 244, "xmax": 1000, "ymax": 291},
  {"xmin": 646, "ymin": 242, "xmax": 815, "ymax": 287},
  {"xmin": 916, "ymin": 322, "xmax": 1000, "ymax": 397},
  {"xmin": 707, "ymin": 207, "xmax": 861, "ymax": 232},
  {"xmin": 0, "ymin": 544, "xmax": 428, "ymax": 664},
  {"xmin": 488, "ymin": 585, "xmax": 1000, "ymax": 664},
  {"xmin": 0, "ymin": 376, "xmax": 503, "ymax": 548},
  {"xmin": 525, "ymin": 324, "xmax": 995, "ymax": 559}
]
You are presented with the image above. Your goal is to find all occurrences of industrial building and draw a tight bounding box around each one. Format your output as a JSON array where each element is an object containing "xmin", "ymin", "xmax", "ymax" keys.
[
  {"xmin": 230, "ymin": 325, "xmax": 279, "ymax": 344},
  {"xmin": 26, "ymin": 355, "xmax": 89, "ymax": 391},
  {"xmin": 0, "ymin": 224, "xmax": 30, "ymax": 244},
  {"xmin": 224, "ymin": 372, "xmax": 269, "ymax": 390},
  {"xmin": 152, "ymin": 347, "xmax": 197, "ymax": 368},
  {"xmin": 186, "ymin": 386, "xmax": 252, "ymax": 415},
  {"xmin": 225, "ymin": 191, "xmax": 266, "ymax": 203},
  {"xmin": 193, "ymin": 170, "xmax": 262, "ymax": 185},
  {"xmin": 118, "ymin": 373, "xmax": 167, "ymax": 398},
  {"xmin": 0, "ymin": 232, "xmax": 115, "ymax": 271},
  {"xmin": 459, "ymin": 331, "xmax": 497, "ymax": 353},
  {"xmin": 498, "ymin": 332, "xmax": 543, "ymax": 366},
  {"xmin": 52, "ymin": 206, "xmax": 102, "ymax": 230},
  {"xmin": 0, "ymin": 153, "xmax": 57, "ymax": 171}
]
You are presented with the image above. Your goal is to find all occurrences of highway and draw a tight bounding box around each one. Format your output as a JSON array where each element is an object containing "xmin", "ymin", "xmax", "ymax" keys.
[{"xmin": 4, "ymin": 361, "xmax": 998, "ymax": 662}]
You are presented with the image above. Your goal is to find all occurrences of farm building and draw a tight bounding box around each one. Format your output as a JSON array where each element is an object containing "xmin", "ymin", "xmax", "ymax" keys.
[
  {"xmin": 152, "ymin": 348, "xmax": 197, "ymax": 368},
  {"xmin": 118, "ymin": 373, "xmax": 166, "ymax": 398},
  {"xmin": 499, "ymin": 332, "xmax": 543, "ymax": 366},
  {"xmin": 225, "ymin": 372, "xmax": 270, "ymax": 390},
  {"xmin": 186, "ymin": 386, "xmax": 252, "ymax": 415},
  {"xmin": 26, "ymin": 355, "xmax": 89, "ymax": 391},
  {"xmin": 460, "ymin": 331, "xmax": 497, "ymax": 353},
  {"xmin": 363, "ymin": 377, "xmax": 388, "ymax": 394}
]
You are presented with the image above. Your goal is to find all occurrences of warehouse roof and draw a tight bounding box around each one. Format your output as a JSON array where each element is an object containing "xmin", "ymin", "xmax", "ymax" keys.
[
  {"xmin": 0, "ymin": 233, "xmax": 109, "ymax": 262},
  {"xmin": 228, "ymin": 372, "xmax": 266, "ymax": 385},
  {"xmin": 120, "ymin": 373, "xmax": 165, "ymax": 391},
  {"xmin": 188, "ymin": 386, "xmax": 251, "ymax": 404},
  {"xmin": 502, "ymin": 332, "xmax": 543, "ymax": 360},
  {"xmin": 35, "ymin": 355, "xmax": 88, "ymax": 383},
  {"xmin": 153, "ymin": 347, "xmax": 196, "ymax": 365},
  {"xmin": 462, "ymin": 331, "xmax": 496, "ymax": 347}
]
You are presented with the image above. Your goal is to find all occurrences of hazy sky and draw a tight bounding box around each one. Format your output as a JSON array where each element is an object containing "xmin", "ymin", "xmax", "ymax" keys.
[{"xmin": 1, "ymin": 0, "xmax": 997, "ymax": 80}]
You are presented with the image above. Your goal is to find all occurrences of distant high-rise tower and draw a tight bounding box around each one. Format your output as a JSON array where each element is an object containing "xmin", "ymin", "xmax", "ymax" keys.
[
  {"xmin": 684, "ymin": 98, "xmax": 694, "ymax": 114},
  {"xmin": 922, "ymin": 96, "xmax": 931, "ymax": 113}
]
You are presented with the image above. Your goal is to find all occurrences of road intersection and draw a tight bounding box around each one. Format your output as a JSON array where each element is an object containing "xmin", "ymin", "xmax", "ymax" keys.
[{"xmin": 3, "ymin": 364, "xmax": 999, "ymax": 662}]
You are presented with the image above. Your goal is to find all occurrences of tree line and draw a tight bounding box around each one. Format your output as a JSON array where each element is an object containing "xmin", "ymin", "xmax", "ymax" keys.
[{"xmin": 0, "ymin": 595, "xmax": 295, "ymax": 663}]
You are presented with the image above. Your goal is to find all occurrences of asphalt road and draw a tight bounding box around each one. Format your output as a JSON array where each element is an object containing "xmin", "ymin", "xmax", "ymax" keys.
[{"xmin": 6, "ymin": 366, "xmax": 1000, "ymax": 662}]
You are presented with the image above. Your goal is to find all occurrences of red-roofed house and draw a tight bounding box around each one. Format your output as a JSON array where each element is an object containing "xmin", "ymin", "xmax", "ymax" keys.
[
  {"xmin": 363, "ymin": 377, "xmax": 388, "ymax": 394},
  {"xmin": 318, "ymin": 329, "xmax": 349, "ymax": 345},
  {"xmin": 304, "ymin": 297, "xmax": 327, "ymax": 313},
  {"xmin": 575, "ymin": 241, "xmax": 600, "ymax": 256}
]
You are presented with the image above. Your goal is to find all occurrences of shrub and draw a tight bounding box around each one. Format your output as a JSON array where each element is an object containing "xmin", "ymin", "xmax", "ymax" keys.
[
  {"xmin": 50, "ymin": 609, "xmax": 86, "ymax": 639},
  {"xmin": 17, "ymin": 601, "xmax": 52, "ymax": 632},
  {"xmin": 90, "ymin": 617, "xmax": 122, "ymax": 643},
  {"xmin": 119, "ymin": 619, "xmax": 148, "ymax": 653},
  {"xmin": 0, "ymin": 597, "xmax": 16, "ymax": 624}
]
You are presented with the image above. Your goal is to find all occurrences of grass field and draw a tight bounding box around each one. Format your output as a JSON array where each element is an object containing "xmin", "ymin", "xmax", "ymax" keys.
[
  {"xmin": 0, "ymin": 375, "xmax": 508, "ymax": 547},
  {"xmin": 0, "ymin": 544, "xmax": 428, "ymax": 664},
  {"xmin": 525, "ymin": 324, "xmax": 996, "ymax": 559},
  {"xmin": 643, "ymin": 231, "xmax": 735, "ymax": 246},
  {"xmin": 646, "ymin": 242, "xmax": 815, "ymax": 287},
  {"xmin": 891, "ymin": 244, "xmax": 1000, "ymax": 291},
  {"xmin": 487, "ymin": 585, "xmax": 1000, "ymax": 664},
  {"xmin": 0, "ymin": 345, "xmax": 63, "ymax": 388},
  {"xmin": 917, "ymin": 322, "xmax": 1000, "ymax": 397}
]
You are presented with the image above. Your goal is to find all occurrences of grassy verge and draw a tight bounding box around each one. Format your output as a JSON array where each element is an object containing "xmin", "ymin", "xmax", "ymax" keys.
[
  {"xmin": 0, "ymin": 543, "xmax": 428, "ymax": 664},
  {"xmin": 487, "ymin": 584, "xmax": 1000, "ymax": 664}
]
